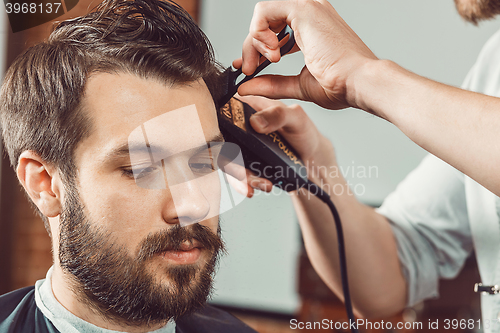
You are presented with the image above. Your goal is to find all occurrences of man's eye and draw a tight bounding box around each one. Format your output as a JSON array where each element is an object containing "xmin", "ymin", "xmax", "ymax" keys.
[
  {"xmin": 189, "ymin": 161, "xmax": 215, "ymax": 174},
  {"xmin": 136, "ymin": 166, "xmax": 159, "ymax": 179},
  {"xmin": 122, "ymin": 165, "xmax": 160, "ymax": 180},
  {"xmin": 121, "ymin": 168, "xmax": 135, "ymax": 178}
]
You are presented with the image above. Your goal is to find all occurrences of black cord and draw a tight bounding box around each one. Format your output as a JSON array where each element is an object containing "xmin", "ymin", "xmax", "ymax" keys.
[{"xmin": 306, "ymin": 180, "xmax": 359, "ymax": 333}]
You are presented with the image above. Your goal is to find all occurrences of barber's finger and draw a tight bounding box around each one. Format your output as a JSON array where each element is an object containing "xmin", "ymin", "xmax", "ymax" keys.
[
  {"xmin": 227, "ymin": 174, "xmax": 254, "ymax": 198},
  {"xmin": 249, "ymin": 103, "xmax": 309, "ymax": 136},
  {"xmin": 232, "ymin": 57, "xmax": 243, "ymax": 69},
  {"xmin": 221, "ymin": 152, "xmax": 276, "ymax": 192},
  {"xmin": 221, "ymin": 160, "xmax": 246, "ymax": 181},
  {"xmin": 253, "ymin": 38, "xmax": 281, "ymax": 63},
  {"xmin": 238, "ymin": 74, "xmax": 304, "ymax": 101},
  {"xmin": 242, "ymin": 34, "xmax": 263, "ymax": 75},
  {"xmin": 250, "ymin": 1, "xmax": 294, "ymax": 43},
  {"xmin": 248, "ymin": 172, "xmax": 273, "ymax": 192},
  {"xmin": 242, "ymin": 1, "xmax": 296, "ymax": 74},
  {"xmin": 269, "ymin": 21, "xmax": 288, "ymax": 34},
  {"xmin": 236, "ymin": 23, "xmax": 299, "ymax": 72},
  {"xmin": 235, "ymin": 42, "xmax": 300, "ymax": 71},
  {"xmin": 241, "ymin": 36, "xmax": 282, "ymax": 74},
  {"xmin": 247, "ymin": 102, "xmax": 322, "ymax": 161},
  {"xmin": 249, "ymin": 3, "xmax": 284, "ymax": 49},
  {"xmin": 227, "ymin": 168, "xmax": 273, "ymax": 195},
  {"xmin": 236, "ymin": 94, "xmax": 286, "ymax": 112}
]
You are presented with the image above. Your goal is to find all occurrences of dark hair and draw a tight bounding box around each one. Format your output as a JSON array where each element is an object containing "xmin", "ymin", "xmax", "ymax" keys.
[{"xmin": 0, "ymin": 0, "xmax": 223, "ymax": 227}]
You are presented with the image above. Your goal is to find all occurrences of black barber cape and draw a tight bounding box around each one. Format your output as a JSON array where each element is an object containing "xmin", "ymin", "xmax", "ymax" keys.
[{"xmin": 0, "ymin": 287, "xmax": 257, "ymax": 333}]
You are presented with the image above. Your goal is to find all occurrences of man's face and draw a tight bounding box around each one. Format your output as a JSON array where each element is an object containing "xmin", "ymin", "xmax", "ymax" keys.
[
  {"xmin": 57, "ymin": 73, "xmax": 225, "ymax": 326},
  {"xmin": 454, "ymin": 0, "xmax": 500, "ymax": 24}
]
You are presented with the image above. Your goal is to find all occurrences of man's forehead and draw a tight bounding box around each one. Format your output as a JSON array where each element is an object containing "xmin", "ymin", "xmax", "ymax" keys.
[
  {"xmin": 79, "ymin": 72, "xmax": 220, "ymax": 160},
  {"xmin": 83, "ymin": 72, "xmax": 215, "ymax": 120},
  {"xmin": 128, "ymin": 105, "xmax": 207, "ymax": 158}
]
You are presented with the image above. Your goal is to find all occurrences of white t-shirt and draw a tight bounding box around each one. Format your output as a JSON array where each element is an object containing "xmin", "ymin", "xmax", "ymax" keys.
[{"xmin": 377, "ymin": 28, "xmax": 500, "ymax": 332}]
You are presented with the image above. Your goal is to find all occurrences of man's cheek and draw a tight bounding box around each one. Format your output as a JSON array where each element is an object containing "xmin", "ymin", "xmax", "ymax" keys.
[{"xmin": 93, "ymin": 192, "xmax": 158, "ymax": 235}]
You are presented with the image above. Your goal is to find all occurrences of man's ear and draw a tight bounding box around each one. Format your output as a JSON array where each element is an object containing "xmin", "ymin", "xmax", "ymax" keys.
[{"xmin": 17, "ymin": 151, "xmax": 62, "ymax": 218}]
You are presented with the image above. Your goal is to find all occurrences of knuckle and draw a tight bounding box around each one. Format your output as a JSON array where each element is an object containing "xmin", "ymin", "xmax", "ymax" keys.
[
  {"xmin": 254, "ymin": 1, "xmax": 265, "ymax": 14},
  {"xmin": 251, "ymin": 3, "xmax": 267, "ymax": 34},
  {"xmin": 252, "ymin": 3, "xmax": 266, "ymax": 25},
  {"xmin": 289, "ymin": 104, "xmax": 304, "ymax": 113},
  {"xmin": 288, "ymin": 103, "xmax": 306, "ymax": 116},
  {"xmin": 270, "ymin": 105, "xmax": 287, "ymax": 121},
  {"xmin": 288, "ymin": 104, "xmax": 308, "ymax": 123},
  {"xmin": 252, "ymin": 38, "xmax": 265, "ymax": 50},
  {"xmin": 249, "ymin": 24, "xmax": 259, "ymax": 35},
  {"xmin": 249, "ymin": 26, "xmax": 258, "ymax": 36}
]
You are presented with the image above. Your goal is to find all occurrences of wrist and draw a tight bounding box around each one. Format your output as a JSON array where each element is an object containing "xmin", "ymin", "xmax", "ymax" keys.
[
  {"xmin": 305, "ymin": 135, "xmax": 336, "ymax": 174},
  {"xmin": 346, "ymin": 59, "xmax": 400, "ymax": 120},
  {"xmin": 295, "ymin": 137, "xmax": 362, "ymax": 209},
  {"xmin": 303, "ymin": 136, "xmax": 345, "ymax": 191}
]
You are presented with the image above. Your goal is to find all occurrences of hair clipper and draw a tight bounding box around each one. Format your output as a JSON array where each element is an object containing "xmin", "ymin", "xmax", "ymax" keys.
[
  {"xmin": 216, "ymin": 26, "xmax": 308, "ymax": 191},
  {"xmin": 218, "ymin": 97, "xmax": 308, "ymax": 191}
]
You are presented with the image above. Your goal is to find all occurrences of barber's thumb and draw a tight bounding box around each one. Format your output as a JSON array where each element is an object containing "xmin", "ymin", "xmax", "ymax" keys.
[
  {"xmin": 238, "ymin": 74, "xmax": 302, "ymax": 101},
  {"xmin": 250, "ymin": 113, "xmax": 270, "ymax": 133}
]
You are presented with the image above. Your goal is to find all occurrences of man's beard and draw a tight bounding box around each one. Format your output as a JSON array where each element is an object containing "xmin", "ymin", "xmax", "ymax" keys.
[
  {"xmin": 454, "ymin": 0, "xmax": 500, "ymax": 24},
  {"xmin": 58, "ymin": 181, "xmax": 225, "ymax": 327}
]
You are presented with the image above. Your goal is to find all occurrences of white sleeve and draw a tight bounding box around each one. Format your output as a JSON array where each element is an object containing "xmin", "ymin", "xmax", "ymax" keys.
[{"xmin": 376, "ymin": 154, "xmax": 473, "ymax": 306}]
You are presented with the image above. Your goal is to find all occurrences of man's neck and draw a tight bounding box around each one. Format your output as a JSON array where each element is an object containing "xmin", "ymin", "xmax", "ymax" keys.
[{"xmin": 51, "ymin": 265, "xmax": 168, "ymax": 332}]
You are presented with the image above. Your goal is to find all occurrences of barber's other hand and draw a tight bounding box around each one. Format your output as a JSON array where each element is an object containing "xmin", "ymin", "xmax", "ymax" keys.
[
  {"xmin": 232, "ymin": 95, "xmax": 336, "ymax": 197},
  {"xmin": 234, "ymin": 0, "xmax": 377, "ymax": 110}
]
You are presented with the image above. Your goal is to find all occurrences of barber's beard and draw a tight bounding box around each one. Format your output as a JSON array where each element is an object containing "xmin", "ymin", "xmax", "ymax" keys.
[
  {"xmin": 58, "ymin": 183, "xmax": 225, "ymax": 327},
  {"xmin": 454, "ymin": 0, "xmax": 500, "ymax": 24}
]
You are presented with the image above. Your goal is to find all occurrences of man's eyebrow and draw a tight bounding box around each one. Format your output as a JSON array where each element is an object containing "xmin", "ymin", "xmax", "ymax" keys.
[
  {"xmin": 189, "ymin": 132, "xmax": 225, "ymax": 156},
  {"xmin": 105, "ymin": 142, "xmax": 164, "ymax": 162},
  {"xmin": 105, "ymin": 132, "xmax": 225, "ymax": 160}
]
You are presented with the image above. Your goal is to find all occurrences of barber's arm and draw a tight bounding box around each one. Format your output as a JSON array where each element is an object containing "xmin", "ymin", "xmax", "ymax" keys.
[
  {"xmin": 238, "ymin": 95, "xmax": 407, "ymax": 318},
  {"xmin": 236, "ymin": 0, "xmax": 500, "ymax": 197}
]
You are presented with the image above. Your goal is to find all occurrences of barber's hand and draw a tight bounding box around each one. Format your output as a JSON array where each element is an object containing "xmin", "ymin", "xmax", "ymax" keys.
[
  {"xmin": 234, "ymin": 0, "xmax": 377, "ymax": 110},
  {"xmin": 231, "ymin": 95, "xmax": 336, "ymax": 197}
]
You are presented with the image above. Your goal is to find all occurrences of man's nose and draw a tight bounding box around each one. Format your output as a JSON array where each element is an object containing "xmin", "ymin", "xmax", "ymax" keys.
[
  {"xmin": 162, "ymin": 159, "xmax": 211, "ymax": 226},
  {"xmin": 169, "ymin": 179, "xmax": 211, "ymax": 226}
]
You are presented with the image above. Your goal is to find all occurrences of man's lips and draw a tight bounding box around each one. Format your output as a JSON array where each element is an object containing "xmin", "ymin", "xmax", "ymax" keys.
[{"xmin": 157, "ymin": 240, "xmax": 203, "ymax": 264}]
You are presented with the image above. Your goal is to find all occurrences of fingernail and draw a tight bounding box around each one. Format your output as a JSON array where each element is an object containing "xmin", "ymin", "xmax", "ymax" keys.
[
  {"xmin": 264, "ymin": 52, "xmax": 272, "ymax": 62},
  {"xmin": 249, "ymin": 176, "xmax": 270, "ymax": 192},
  {"xmin": 252, "ymin": 114, "xmax": 268, "ymax": 129},
  {"xmin": 258, "ymin": 181, "xmax": 269, "ymax": 192},
  {"xmin": 249, "ymin": 176, "xmax": 261, "ymax": 190}
]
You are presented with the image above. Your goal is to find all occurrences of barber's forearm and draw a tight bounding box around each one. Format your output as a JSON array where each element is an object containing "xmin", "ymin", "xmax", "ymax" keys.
[
  {"xmin": 352, "ymin": 59, "xmax": 500, "ymax": 195},
  {"xmin": 291, "ymin": 144, "xmax": 407, "ymax": 318}
]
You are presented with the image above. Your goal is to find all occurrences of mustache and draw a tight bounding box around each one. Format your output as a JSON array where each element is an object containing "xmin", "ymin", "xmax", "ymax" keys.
[{"xmin": 137, "ymin": 223, "xmax": 225, "ymax": 262}]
